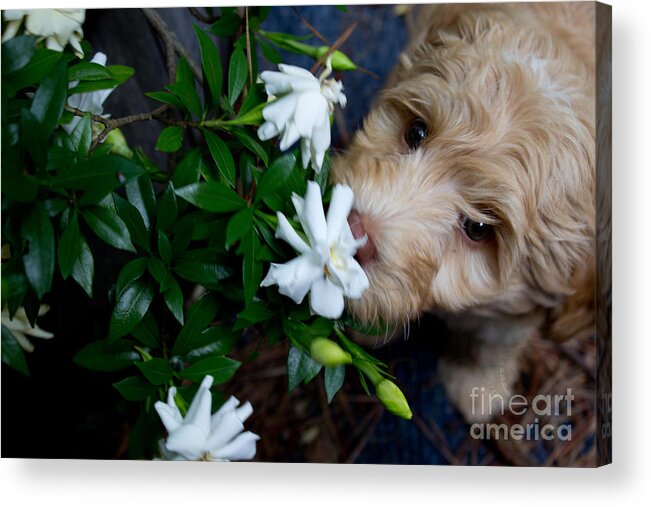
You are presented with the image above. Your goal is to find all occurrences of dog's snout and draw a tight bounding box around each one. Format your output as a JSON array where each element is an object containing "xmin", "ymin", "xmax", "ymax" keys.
[{"xmin": 348, "ymin": 211, "xmax": 377, "ymax": 266}]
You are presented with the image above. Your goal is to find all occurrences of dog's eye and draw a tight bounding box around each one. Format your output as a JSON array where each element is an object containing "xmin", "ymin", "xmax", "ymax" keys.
[
  {"xmin": 404, "ymin": 118, "xmax": 428, "ymax": 150},
  {"xmin": 463, "ymin": 217, "xmax": 494, "ymax": 242}
]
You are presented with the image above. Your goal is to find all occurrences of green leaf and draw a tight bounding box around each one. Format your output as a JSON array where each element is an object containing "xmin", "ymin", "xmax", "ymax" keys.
[
  {"xmin": 234, "ymin": 302, "xmax": 274, "ymax": 330},
  {"xmin": 287, "ymin": 345, "xmax": 322, "ymax": 391},
  {"xmin": 113, "ymin": 194, "xmax": 151, "ymax": 253},
  {"xmin": 20, "ymin": 108, "xmax": 47, "ymax": 170},
  {"xmin": 186, "ymin": 325, "xmax": 239, "ymax": 361},
  {"xmin": 136, "ymin": 358, "xmax": 174, "ymax": 385},
  {"xmin": 126, "ymin": 174, "xmax": 156, "ymax": 231},
  {"xmin": 30, "ymin": 60, "xmax": 67, "ymax": 135},
  {"xmin": 324, "ymin": 365, "xmax": 346, "ymax": 403},
  {"xmin": 175, "ymin": 181, "xmax": 245, "ymax": 213},
  {"xmin": 193, "ymin": 26, "xmax": 222, "ymax": 108},
  {"xmin": 228, "ymin": 46, "xmax": 248, "ymax": 106},
  {"xmin": 4, "ymin": 48, "xmax": 62, "ymax": 94},
  {"xmin": 21, "ymin": 201, "xmax": 55, "ymax": 298},
  {"xmin": 115, "ymin": 257, "xmax": 147, "ymax": 299},
  {"xmin": 1, "ymin": 324, "xmax": 29, "ymax": 375},
  {"xmin": 203, "ymin": 129, "xmax": 236, "ymax": 187},
  {"xmin": 207, "ymin": 13, "xmax": 241, "ymax": 37},
  {"xmin": 173, "ymin": 250, "xmax": 232, "ymax": 289},
  {"xmin": 241, "ymin": 230, "xmax": 262, "ymax": 305},
  {"xmin": 147, "ymin": 257, "xmax": 169, "ymax": 288},
  {"xmin": 157, "ymin": 231, "xmax": 172, "ymax": 266},
  {"xmin": 157, "ymin": 182, "xmax": 177, "ymax": 232},
  {"xmin": 255, "ymin": 153, "xmax": 296, "ymax": 201},
  {"xmin": 81, "ymin": 206, "xmax": 136, "ymax": 252},
  {"xmin": 109, "ymin": 278, "xmax": 155, "ymax": 340},
  {"xmin": 68, "ymin": 62, "xmax": 113, "ymax": 82},
  {"xmin": 1, "ymin": 273, "xmax": 29, "ymax": 317},
  {"xmin": 73, "ymin": 339, "xmax": 140, "ymax": 371},
  {"xmin": 113, "ymin": 376, "xmax": 157, "ymax": 401},
  {"xmin": 172, "ymin": 293, "xmax": 219, "ymax": 356},
  {"xmin": 145, "ymin": 90, "xmax": 184, "ymax": 109},
  {"xmin": 2, "ymin": 35, "xmax": 37, "ymax": 75},
  {"xmin": 155, "ymin": 126, "xmax": 184, "ymax": 153},
  {"xmin": 166, "ymin": 81, "xmax": 202, "ymax": 118},
  {"xmin": 226, "ymin": 207, "xmax": 254, "ymax": 248},
  {"xmin": 58, "ymin": 207, "xmax": 82, "ymax": 279},
  {"xmin": 71, "ymin": 234, "xmax": 94, "ymax": 297},
  {"xmin": 172, "ymin": 148, "xmax": 202, "ymax": 188},
  {"xmin": 67, "ymin": 113, "xmax": 92, "ymax": 157},
  {"xmin": 131, "ymin": 311, "xmax": 160, "ymax": 348},
  {"xmin": 257, "ymin": 37, "xmax": 282, "ymax": 64},
  {"xmin": 232, "ymin": 127, "xmax": 268, "ymax": 166},
  {"xmin": 163, "ymin": 277, "xmax": 184, "ymax": 325},
  {"xmin": 179, "ymin": 355, "xmax": 241, "ymax": 384},
  {"xmin": 49, "ymin": 155, "xmax": 144, "ymax": 195}
]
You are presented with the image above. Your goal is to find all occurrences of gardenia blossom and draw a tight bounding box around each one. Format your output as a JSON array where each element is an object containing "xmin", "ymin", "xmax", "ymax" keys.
[
  {"xmin": 257, "ymin": 63, "xmax": 347, "ymax": 172},
  {"xmin": 63, "ymin": 52, "xmax": 114, "ymax": 135},
  {"xmin": 261, "ymin": 181, "xmax": 369, "ymax": 319},
  {"xmin": 1, "ymin": 305, "xmax": 54, "ymax": 353},
  {"xmin": 2, "ymin": 9, "xmax": 85, "ymax": 58},
  {"xmin": 154, "ymin": 375, "xmax": 259, "ymax": 461}
]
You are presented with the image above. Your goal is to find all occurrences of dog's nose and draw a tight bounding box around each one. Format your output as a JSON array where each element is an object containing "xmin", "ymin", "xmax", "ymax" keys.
[{"xmin": 348, "ymin": 211, "xmax": 377, "ymax": 266}]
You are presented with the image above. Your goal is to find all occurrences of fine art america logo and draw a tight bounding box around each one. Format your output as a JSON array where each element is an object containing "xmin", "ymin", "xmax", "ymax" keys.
[{"xmin": 469, "ymin": 387, "xmax": 574, "ymax": 441}]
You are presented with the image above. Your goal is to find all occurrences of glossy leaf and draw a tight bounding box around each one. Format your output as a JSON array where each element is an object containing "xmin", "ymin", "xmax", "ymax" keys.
[
  {"xmin": 156, "ymin": 182, "xmax": 177, "ymax": 232},
  {"xmin": 287, "ymin": 345, "xmax": 322, "ymax": 391},
  {"xmin": 228, "ymin": 47, "xmax": 248, "ymax": 106},
  {"xmin": 82, "ymin": 206, "xmax": 136, "ymax": 252},
  {"xmin": 324, "ymin": 365, "xmax": 346, "ymax": 403},
  {"xmin": 126, "ymin": 174, "xmax": 156, "ymax": 231},
  {"xmin": 113, "ymin": 193, "xmax": 151, "ymax": 253},
  {"xmin": 30, "ymin": 60, "xmax": 67, "ymax": 136},
  {"xmin": 58, "ymin": 207, "xmax": 82, "ymax": 279},
  {"xmin": 1, "ymin": 325, "xmax": 29, "ymax": 375},
  {"xmin": 73, "ymin": 339, "xmax": 140, "ymax": 371},
  {"xmin": 172, "ymin": 293, "xmax": 219, "ymax": 356},
  {"xmin": 136, "ymin": 358, "xmax": 174, "ymax": 385},
  {"xmin": 71, "ymin": 234, "xmax": 94, "ymax": 297},
  {"xmin": 203, "ymin": 129, "xmax": 236, "ymax": 187},
  {"xmin": 113, "ymin": 376, "xmax": 157, "ymax": 401},
  {"xmin": 255, "ymin": 153, "xmax": 296, "ymax": 201},
  {"xmin": 193, "ymin": 26, "xmax": 222, "ymax": 108},
  {"xmin": 179, "ymin": 355, "xmax": 240, "ymax": 384},
  {"xmin": 225, "ymin": 207, "xmax": 254, "ymax": 248},
  {"xmin": 175, "ymin": 181, "xmax": 245, "ymax": 213},
  {"xmin": 109, "ymin": 278, "xmax": 155, "ymax": 340},
  {"xmin": 21, "ymin": 201, "xmax": 55, "ymax": 298},
  {"xmin": 155, "ymin": 126, "xmax": 184, "ymax": 153}
]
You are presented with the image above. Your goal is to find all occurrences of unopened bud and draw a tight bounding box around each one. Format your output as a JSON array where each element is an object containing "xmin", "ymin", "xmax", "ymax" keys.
[
  {"xmin": 314, "ymin": 47, "xmax": 356, "ymax": 71},
  {"xmin": 376, "ymin": 379, "xmax": 412, "ymax": 420},
  {"xmin": 310, "ymin": 338, "xmax": 352, "ymax": 367},
  {"xmin": 105, "ymin": 128, "xmax": 133, "ymax": 159}
]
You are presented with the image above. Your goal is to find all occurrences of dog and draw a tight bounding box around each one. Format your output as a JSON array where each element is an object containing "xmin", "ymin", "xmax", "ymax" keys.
[{"xmin": 331, "ymin": 2, "xmax": 597, "ymax": 421}]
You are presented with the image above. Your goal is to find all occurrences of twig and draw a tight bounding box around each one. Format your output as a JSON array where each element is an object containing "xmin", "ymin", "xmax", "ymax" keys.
[
  {"xmin": 292, "ymin": 7, "xmax": 330, "ymax": 45},
  {"xmin": 188, "ymin": 7, "xmax": 216, "ymax": 24},
  {"xmin": 142, "ymin": 8, "xmax": 203, "ymax": 84},
  {"xmin": 245, "ymin": 7, "xmax": 253, "ymax": 87},
  {"xmin": 310, "ymin": 22, "xmax": 357, "ymax": 74}
]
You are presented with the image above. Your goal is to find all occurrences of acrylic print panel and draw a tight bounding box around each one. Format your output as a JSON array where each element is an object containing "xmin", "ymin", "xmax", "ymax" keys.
[{"xmin": 1, "ymin": 2, "xmax": 611, "ymax": 466}]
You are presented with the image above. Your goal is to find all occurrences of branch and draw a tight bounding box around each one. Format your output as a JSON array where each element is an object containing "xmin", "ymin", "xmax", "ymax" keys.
[
  {"xmin": 310, "ymin": 22, "xmax": 357, "ymax": 74},
  {"xmin": 142, "ymin": 8, "xmax": 203, "ymax": 84},
  {"xmin": 245, "ymin": 7, "xmax": 253, "ymax": 87},
  {"xmin": 188, "ymin": 7, "xmax": 217, "ymax": 24}
]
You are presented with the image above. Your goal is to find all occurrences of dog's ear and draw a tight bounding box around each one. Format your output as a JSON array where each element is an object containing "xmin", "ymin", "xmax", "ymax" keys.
[{"xmin": 543, "ymin": 257, "xmax": 596, "ymax": 343}]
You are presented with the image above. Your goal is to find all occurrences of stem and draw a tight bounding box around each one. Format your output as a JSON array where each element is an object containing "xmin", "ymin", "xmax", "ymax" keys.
[
  {"xmin": 245, "ymin": 7, "xmax": 254, "ymax": 88},
  {"xmin": 310, "ymin": 22, "xmax": 356, "ymax": 74}
]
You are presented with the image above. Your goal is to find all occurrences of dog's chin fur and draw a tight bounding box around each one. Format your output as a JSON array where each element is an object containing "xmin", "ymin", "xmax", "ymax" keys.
[{"xmin": 331, "ymin": 3, "xmax": 597, "ymax": 419}]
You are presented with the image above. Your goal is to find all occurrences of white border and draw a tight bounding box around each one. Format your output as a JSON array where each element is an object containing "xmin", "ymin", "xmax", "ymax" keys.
[{"xmin": 2, "ymin": 0, "xmax": 650, "ymax": 505}]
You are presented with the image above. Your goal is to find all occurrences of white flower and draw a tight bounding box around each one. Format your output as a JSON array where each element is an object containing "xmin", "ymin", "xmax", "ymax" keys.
[
  {"xmin": 261, "ymin": 181, "xmax": 369, "ymax": 319},
  {"xmin": 63, "ymin": 52, "xmax": 114, "ymax": 135},
  {"xmin": 2, "ymin": 9, "xmax": 85, "ymax": 58},
  {"xmin": 257, "ymin": 63, "xmax": 347, "ymax": 172},
  {"xmin": 154, "ymin": 375, "xmax": 259, "ymax": 461},
  {"xmin": 1, "ymin": 305, "xmax": 54, "ymax": 353}
]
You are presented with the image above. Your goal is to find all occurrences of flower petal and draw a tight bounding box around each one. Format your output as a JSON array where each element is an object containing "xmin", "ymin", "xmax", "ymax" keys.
[
  {"xmin": 326, "ymin": 184, "xmax": 355, "ymax": 245},
  {"xmin": 257, "ymin": 121, "xmax": 280, "ymax": 141},
  {"xmin": 165, "ymin": 423, "xmax": 208, "ymax": 460},
  {"xmin": 309, "ymin": 277, "xmax": 345, "ymax": 319},
  {"xmin": 212, "ymin": 431, "xmax": 260, "ymax": 461},
  {"xmin": 300, "ymin": 181, "xmax": 328, "ymax": 246},
  {"xmin": 183, "ymin": 375, "xmax": 214, "ymax": 435},
  {"xmin": 293, "ymin": 91, "xmax": 326, "ymax": 138},
  {"xmin": 328, "ymin": 256, "xmax": 369, "ymax": 300},
  {"xmin": 205, "ymin": 411, "xmax": 245, "ymax": 452},
  {"xmin": 154, "ymin": 401, "xmax": 183, "ymax": 434},
  {"xmin": 260, "ymin": 255, "xmax": 323, "ymax": 304},
  {"xmin": 276, "ymin": 212, "xmax": 310, "ymax": 254}
]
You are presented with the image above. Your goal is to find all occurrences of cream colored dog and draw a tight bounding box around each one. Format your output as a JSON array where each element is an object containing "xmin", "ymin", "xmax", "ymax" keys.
[{"xmin": 331, "ymin": 2, "xmax": 597, "ymax": 421}]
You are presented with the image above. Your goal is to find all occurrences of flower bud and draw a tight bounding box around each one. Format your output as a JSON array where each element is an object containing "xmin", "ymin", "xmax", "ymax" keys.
[
  {"xmin": 314, "ymin": 47, "xmax": 357, "ymax": 71},
  {"xmin": 104, "ymin": 128, "xmax": 133, "ymax": 159},
  {"xmin": 309, "ymin": 338, "xmax": 352, "ymax": 367},
  {"xmin": 375, "ymin": 379, "xmax": 413, "ymax": 420}
]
